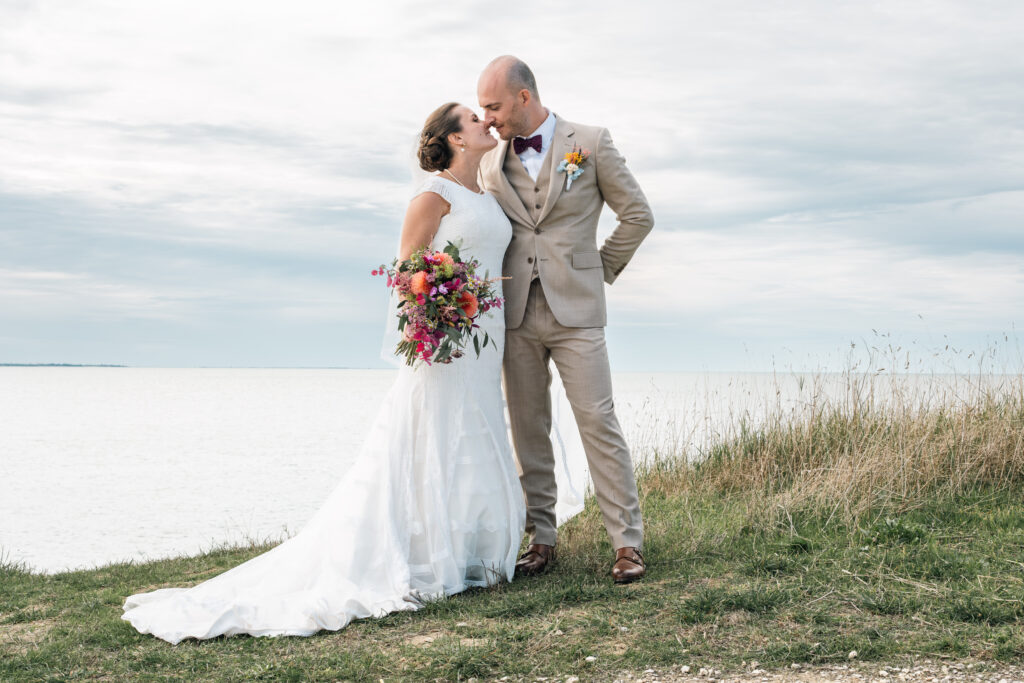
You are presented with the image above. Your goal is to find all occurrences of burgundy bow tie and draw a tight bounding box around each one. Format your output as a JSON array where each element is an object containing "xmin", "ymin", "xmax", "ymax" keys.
[{"xmin": 513, "ymin": 134, "xmax": 542, "ymax": 155}]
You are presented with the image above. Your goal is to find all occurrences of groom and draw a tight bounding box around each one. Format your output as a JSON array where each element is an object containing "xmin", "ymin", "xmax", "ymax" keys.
[{"xmin": 478, "ymin": 56, "xmax": 654, "ymax": 583}]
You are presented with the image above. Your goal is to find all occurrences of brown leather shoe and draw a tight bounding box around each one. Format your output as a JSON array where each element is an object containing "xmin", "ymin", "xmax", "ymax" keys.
[
  {"xmin": 612, "ymin": 547, "xmax": 645, "ymax": 584},
  {"xmin": 515, "ymin": 543, "xmax": 556, "ymax": 576}
]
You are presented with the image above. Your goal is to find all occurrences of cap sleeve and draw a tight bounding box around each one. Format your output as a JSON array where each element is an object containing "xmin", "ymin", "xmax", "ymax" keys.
[{"xmin": 413, "ymin": 176, "xmax": 455, "ymax": 205}]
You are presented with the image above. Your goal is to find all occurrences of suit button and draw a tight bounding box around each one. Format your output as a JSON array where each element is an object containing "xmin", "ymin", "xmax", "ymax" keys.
[
  {"xmin": 534, "ymin": 228, "xmax": 541, "ymax": 234},
  {"xmin": 534, "ymin": 187, "xmax": 540, "ymax": 193},
  {"xmin": 534, "ymin": 203, "xmax": 541, "ymax": 209},
  {"xmin": 527, "ymin": 257, "xmax": 534, "ymax": 264}
]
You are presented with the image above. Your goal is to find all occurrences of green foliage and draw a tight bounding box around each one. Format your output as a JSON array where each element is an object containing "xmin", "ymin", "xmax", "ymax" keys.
[
  {"xmin": 441, "ymin": 242, "xmax": 461, "ymax": 260},
  {"xmin": 862, "ymin": 516, "xmax": 930, "ymax": 546},
  {"xmin": 857, "ymin": 587, "xmax": 923, "ymax": 615},
  {"xmin": 948, "ymin": 592, "xmax": 1024, "ymax": 625}
]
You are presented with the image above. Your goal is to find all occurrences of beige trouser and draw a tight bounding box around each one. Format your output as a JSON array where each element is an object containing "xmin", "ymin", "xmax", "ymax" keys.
[{"xmin": 503, "ymin": 279, "xmax": 643, "ymax": 550}]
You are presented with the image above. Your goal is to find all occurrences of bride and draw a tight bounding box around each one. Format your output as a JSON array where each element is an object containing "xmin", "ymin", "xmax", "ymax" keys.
[{"xmin": 122, "ymin": 103, "xmax": 527, "ymax": 643}]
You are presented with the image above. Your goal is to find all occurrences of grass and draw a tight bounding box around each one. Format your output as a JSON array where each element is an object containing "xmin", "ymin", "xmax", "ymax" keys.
[{"xmin": 2, "ymin": 364, "xmax": 1023, "ymax": 681}]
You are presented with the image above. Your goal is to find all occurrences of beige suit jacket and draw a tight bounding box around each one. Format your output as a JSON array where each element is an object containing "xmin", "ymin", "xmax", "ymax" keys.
[{"xmin": 480, "ymin": 115, "xmax": 654, "ymax": 329}]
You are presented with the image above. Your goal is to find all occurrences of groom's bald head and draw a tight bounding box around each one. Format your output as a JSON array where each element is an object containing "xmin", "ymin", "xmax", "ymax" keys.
[
  {"xmin": 483, "ymin": 55, "xmax": 540, "ymax": 100},
  {"xmin": 478, "ymin": 56, "xmax": 547, "ymax": 140}
]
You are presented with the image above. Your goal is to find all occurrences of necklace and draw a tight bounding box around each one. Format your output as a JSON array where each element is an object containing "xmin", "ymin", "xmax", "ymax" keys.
[{"xmin": 444, "ymin": 168, "xmax": 482, "ymax": 194}]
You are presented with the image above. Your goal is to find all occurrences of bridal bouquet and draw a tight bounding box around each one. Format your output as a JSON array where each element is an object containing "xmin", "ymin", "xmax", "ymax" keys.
[{"xmin": 373, "ymin": 242, "xmax": 504, "ymax": 366}]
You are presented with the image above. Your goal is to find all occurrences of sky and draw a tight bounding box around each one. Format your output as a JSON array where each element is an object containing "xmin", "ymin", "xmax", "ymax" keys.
[{"xmin": 1, "ymin": 0, "xmax": 1022, "ymax": 371}]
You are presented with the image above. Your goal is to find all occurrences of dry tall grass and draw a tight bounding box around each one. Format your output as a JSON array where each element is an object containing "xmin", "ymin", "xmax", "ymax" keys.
[{"xmin": 640, "ymin": 366, "xmax": 1024, "ymax": 526}]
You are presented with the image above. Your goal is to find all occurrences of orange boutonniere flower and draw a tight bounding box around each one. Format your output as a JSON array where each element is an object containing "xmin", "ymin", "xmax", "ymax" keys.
[{"xmin": 556, "ymin": 145, "xmax": 591, "ymax": 191}]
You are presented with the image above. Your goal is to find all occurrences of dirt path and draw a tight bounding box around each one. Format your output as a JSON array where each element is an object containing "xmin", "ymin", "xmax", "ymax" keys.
[
  {"xmin": 486, "ymin": 662, "xmax": 1024, "ymax": 683},
  {"xmin": 603, "ymin": 661, "xmax": 1024, "ymax": 682}
]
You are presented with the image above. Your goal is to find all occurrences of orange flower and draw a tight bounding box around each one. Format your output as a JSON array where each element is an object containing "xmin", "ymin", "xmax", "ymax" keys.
[
  {"xmin": 457, "ymin": 291, "xmax": 478, "ymax": 318},
  {"xmin": 437, "ymin": 253, "xmax": 454, "ymax": 268},
  {"xmin": 563, "ymin": 148, "xmax": 589, "ymax": 166},
  {"xmin": 410, "ymin": 271, "xmax": 430, "ymax": 296}
]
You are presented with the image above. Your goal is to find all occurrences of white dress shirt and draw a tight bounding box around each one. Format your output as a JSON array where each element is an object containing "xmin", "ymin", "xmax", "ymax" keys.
[{"xmin": 515, "ymin": 110, "xmax": 557, "ymax": 182}]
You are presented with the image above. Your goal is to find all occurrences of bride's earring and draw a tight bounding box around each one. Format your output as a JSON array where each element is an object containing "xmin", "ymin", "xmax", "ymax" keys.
[{"xmin": 460, "ymin": 144, "xmax": 466, "ymax": 153}]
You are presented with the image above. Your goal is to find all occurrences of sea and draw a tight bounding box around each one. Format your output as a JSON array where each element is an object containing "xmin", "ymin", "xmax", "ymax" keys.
[{"xmin": 0, "ymin": 366, "xmax": 1007, "ymax": 574}]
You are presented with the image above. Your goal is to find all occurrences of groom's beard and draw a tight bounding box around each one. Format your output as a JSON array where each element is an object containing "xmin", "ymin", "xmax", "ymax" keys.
[
  {"xmin": 496, "ymin": 108, "xmax": 530, "ymax": 141},
  {"xmin": 491, "ymin": 122, "xmax": 513, "ymax": 140}
]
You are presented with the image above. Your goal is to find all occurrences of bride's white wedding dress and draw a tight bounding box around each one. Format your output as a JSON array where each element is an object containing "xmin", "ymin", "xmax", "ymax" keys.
[{"xmin": 122, "ymin": 176, "xmax": 526, "ymax": 644}]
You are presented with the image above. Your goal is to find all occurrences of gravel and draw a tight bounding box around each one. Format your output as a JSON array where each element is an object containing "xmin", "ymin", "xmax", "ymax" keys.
[
  {"xmin": 490, "ymin": 661, "xmax": 1024, "ymax": 682},
  {"xmin": 607, "ymin": 661, "xmax": 1024, "ymax": 683}
]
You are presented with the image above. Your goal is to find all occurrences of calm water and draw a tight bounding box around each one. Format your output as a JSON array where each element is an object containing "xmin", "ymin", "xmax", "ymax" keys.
[{"xmin": 0, "ymin": 367, "xmax": 1002, "ymax": 573}]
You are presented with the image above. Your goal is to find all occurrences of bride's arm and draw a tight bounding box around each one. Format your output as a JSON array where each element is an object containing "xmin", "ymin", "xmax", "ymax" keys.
[{"xmin": 398, "ymin": 192, "xmax": 450, "ymax": 259}]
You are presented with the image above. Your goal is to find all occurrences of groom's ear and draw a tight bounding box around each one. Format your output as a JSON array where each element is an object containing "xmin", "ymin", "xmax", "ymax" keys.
[{"xmin": 518, "ymin": 89, "xmax": 531, "ymax": 106}]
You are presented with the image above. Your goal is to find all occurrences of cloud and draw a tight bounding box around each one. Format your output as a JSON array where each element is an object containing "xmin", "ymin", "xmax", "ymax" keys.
[
  {"xmin": 611, "ymin": 225, "xmax": 1024, "ymax": 332},
  {"xmin": 1, "ymin": 0, "xmax": 1022, "ymax": 367}
]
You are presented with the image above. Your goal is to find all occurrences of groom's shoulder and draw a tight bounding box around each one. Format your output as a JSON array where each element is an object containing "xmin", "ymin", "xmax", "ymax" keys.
[
  {"xmin": 559, "ymin": 117, "xmax": 605, "ymax": 141},
  {"xmin": 559, "ymin": 118, "xmax": 617, "ymax": 156},
  {"xmin": 480, "ymin": 145, "xmax": 505, "ymax": 178},
  {"xmin": 481, "ymin": 145, "xmax": 501, "ymax": 165}
]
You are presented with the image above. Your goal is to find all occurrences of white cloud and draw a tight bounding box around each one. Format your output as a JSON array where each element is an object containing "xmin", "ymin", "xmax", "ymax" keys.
[
  {"xmin": 0, "ymin": 264, "xmax": 372, "ymax": 323},
  {"xmin": 611, "ymin": 224, "xmax": 1024, "ymax": 332},
  {"xmin": 1, "ymin": 0, "xmax": 1022, "ymax": 367}
]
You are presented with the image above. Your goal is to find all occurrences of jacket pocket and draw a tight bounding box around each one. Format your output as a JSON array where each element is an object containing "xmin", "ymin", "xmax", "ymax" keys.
[{"xmin": 571, "ymin": 251, "xmax": 603, "ymax": 269}]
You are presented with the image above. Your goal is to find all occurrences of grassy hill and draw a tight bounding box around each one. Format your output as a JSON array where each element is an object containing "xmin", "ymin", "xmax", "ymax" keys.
[{"xmin": 2, "ymin": 370, "xmax": 1022, "ymax": 681}]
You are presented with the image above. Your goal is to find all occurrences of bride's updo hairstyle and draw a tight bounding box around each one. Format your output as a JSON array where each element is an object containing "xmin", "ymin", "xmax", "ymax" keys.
[{"xmin": 418, "ymin": 102, "xmax": 462, "ymax": 172}]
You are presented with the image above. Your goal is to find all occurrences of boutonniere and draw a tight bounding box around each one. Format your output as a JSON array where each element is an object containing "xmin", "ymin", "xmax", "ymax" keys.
[{"xmin": 556, "ymin": 145, "xmax": 591, "ymax": 191}]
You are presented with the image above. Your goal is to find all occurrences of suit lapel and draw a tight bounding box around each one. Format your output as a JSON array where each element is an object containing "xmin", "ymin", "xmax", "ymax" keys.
[
  {"xmin": 536, "ymin": 116, "xmax": 574, "ymax": 226},
  {"xmin": 484, "ymin": 139, "xmax": 533, "ymax": 227}
]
